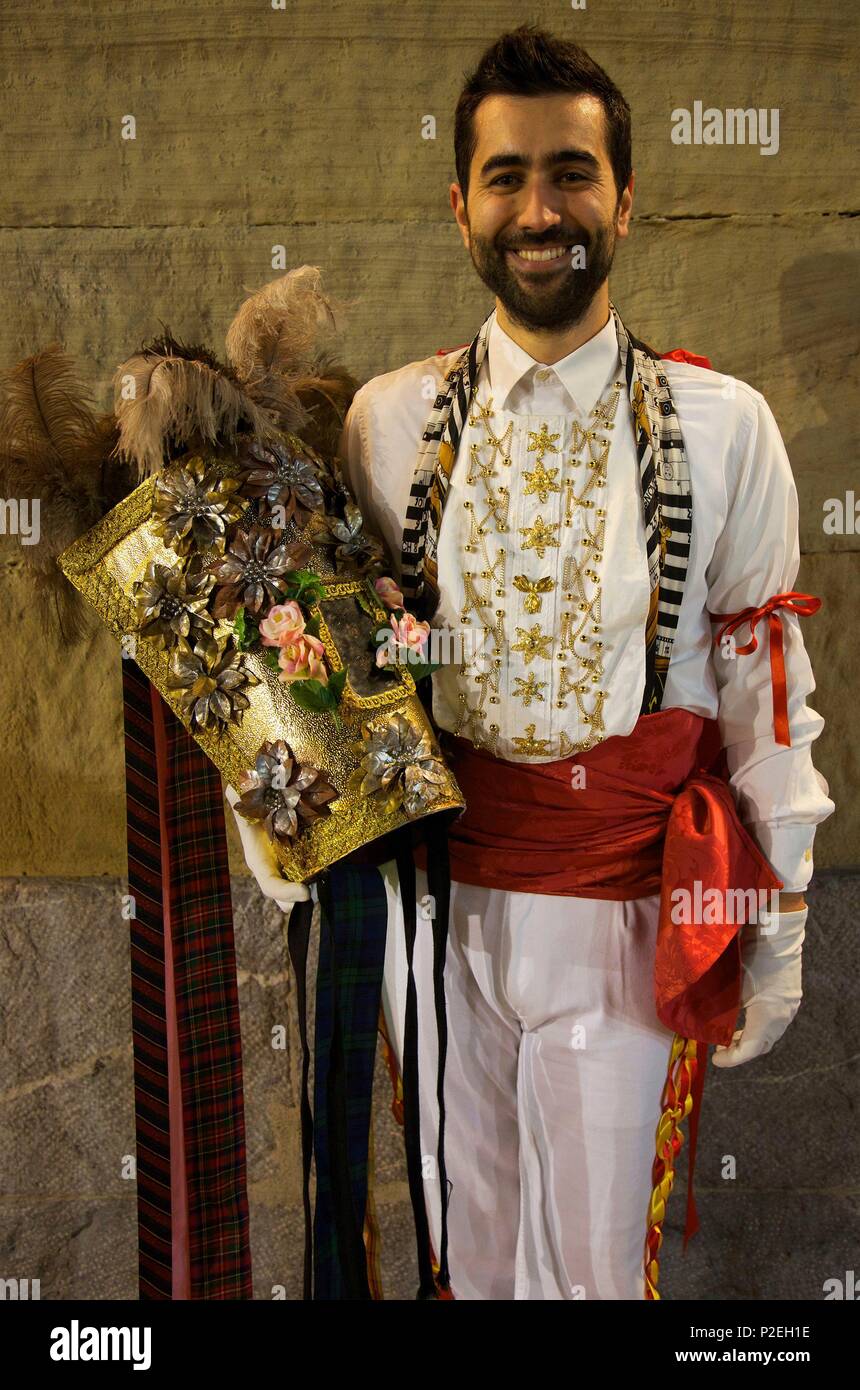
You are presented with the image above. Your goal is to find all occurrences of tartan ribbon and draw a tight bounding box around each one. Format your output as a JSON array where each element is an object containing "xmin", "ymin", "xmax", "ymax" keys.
[
  {"xmin": 122, "ymin": 656, "xmax": 252, "ymax": 1299},
  {"xmin": 313, "ymin": 864, "xmax": 388, "ymax": 1300},
  {"xmin": 123, "ymin": 658, "xmax": 174, "ymax": 1299},
  {"xmin": 709, "ymin": 591, "xmax": 822, "ymax": 746}
]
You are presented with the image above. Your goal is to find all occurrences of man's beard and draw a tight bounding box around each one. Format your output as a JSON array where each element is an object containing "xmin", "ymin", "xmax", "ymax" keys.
[{"xmin": 467, "ymin": 219, "xmax": 617, "ymax": 332}]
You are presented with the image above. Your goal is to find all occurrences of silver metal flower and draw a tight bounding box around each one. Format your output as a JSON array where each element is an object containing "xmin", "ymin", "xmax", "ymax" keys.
[
  {"xmin": 234, "ymin": 739, "xmax": 338, "ymax": 842},
  {"xmin": 152, "ymin": 456, "xmax": 245, "ymax": 556},
  {"xmin": 132, "ymin": 557, "xmax": 216, "ymax": 648},
  {"xmin": 323, "ymin": 500, "xmax": 386, "ymax": 573},
  {"xmin": 351, "ymin": 712, "xmax": 447, "ymax": 817},
  {"xmin": 167, "ymin": 636, "xmax": 260, "ymax": 729}
]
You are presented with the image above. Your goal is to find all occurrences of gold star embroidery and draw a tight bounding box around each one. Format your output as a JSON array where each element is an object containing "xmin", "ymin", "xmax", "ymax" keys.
[
  {"xmin": 527, "ymin": 423, "xmax": 560, "ymax": 459},
  {"xmin": 512, "ymin": 672, "xmax": 547, "ymax": 707},
  {"xmin": 512, "ymin": 723, "xmax": 553, "ymax": 757},
  {"xmin": 512, "ymin": 624, "xmax": 554, "ymax": 665},
  {"xmin": 523, "ymin": 459, "xmax": 561, "ymax": 503},
  {"xmin": 519, "ymin": 516, "xmax": 560, "ymax": 558}
]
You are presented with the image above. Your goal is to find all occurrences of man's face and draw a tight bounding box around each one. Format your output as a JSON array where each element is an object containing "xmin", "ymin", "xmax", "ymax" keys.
[{"xmin": 451, "ymin": 92, "xmax": 633, "ymax": 331}]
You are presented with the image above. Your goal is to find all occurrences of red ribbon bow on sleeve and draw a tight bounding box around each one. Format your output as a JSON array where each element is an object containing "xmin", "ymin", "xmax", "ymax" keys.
[{"xmin": 708, "ymin": 591, "xmax": 822, "ymax": 746}]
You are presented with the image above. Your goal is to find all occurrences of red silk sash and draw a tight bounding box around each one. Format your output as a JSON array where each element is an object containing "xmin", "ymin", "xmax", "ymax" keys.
[{"xmin": 424, "ymin": 707, "xmax": 781, "ymax": 1045}]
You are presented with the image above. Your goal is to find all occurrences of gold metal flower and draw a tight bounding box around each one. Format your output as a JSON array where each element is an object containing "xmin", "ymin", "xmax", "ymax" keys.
[
  {"xmin": 238, "ymin": 440, "xmax": 325, "ymax": 528},
  {"xmin": 132, "ymin": 556, "xmax": 216, "ymax": 648},
  {"xmin": 166, "ymin": 635, "xmax": 260, "ymax": 729},
  {"xmin": 152, "ymin": 456, "xmax": 245, "ymax": 556},
  {"xmin": 320, "ymin": 500, "xmax": 386, "ymax": 574}
]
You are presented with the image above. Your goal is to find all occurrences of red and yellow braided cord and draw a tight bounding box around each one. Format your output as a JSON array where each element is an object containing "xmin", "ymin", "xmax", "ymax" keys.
[{"xmin": 644, "ymin": 1033, "xmax": 698, "ymax": 1300}]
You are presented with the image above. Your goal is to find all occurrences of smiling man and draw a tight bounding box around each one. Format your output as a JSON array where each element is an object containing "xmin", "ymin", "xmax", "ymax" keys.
[{"xmin": 234, "ymin": 24, "xmax": 834, "ymax": 1300}]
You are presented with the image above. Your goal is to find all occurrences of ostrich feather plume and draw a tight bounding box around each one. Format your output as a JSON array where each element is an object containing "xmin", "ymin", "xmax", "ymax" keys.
[{"xmin": 0, "ymin": 344, "xmax": 126, "ymax": 638}]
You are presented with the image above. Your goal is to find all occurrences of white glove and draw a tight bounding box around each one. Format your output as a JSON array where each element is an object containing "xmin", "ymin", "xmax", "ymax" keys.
[
  {"xmin": 224, "ymin": 783, "xmax": 311, "ymax": 907},
  {"xmin": 711, "ymin": 905, "xmax": 807, "ymax": 1068}
]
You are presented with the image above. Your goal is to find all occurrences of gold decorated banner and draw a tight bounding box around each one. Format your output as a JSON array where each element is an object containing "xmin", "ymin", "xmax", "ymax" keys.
[{"xmin": 57, "ymin": 436, "xmax": 464, "ymax": 883}]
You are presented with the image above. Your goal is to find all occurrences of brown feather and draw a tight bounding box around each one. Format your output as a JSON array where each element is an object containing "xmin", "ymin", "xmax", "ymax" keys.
[
  {"xmin": 111, "ymin": 332, "xmax": 283, "ymax": 478},
  {"xmin": 290, "ymin": 362, "xmax": 361, "ymax": 457},
  {"xmin": 0, "ymin": 346, "xmax": 129, "ymax": 641},
  {"xmin": 225, "ymin": 267, "xmax": 359, "ymax": 441}
]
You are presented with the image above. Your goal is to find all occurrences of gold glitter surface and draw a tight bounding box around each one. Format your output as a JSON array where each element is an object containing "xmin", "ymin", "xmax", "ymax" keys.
[{"xmin": 57, "ymin": 444, "xmax": 464, "ymax": 883}]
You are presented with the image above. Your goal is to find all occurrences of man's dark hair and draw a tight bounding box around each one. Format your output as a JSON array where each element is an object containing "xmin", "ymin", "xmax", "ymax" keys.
[{"xmin": 454, "ymin": 24, "xmax": 632, "ymax": 206}]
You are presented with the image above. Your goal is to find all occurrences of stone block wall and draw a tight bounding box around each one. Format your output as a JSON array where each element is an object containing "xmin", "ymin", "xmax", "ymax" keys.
[{"xmin": 1, "ymin": 0, "xmax": 856, "ymax": 1299}]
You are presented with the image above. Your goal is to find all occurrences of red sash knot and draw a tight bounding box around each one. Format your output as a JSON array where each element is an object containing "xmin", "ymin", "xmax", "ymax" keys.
[{"xmin": 708, "ymin": 592, "xmax": 822, "ymax": 747}]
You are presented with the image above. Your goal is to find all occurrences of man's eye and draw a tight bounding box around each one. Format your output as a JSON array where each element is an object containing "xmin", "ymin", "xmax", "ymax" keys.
[{"xmin": 489, "ymin": 171, "xmax": 586, "ymax": 187}]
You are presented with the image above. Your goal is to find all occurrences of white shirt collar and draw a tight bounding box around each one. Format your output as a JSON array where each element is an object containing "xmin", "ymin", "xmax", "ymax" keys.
[{"xmin": 484, "ymin": 306, "xmax": 621, "ymax": 416}]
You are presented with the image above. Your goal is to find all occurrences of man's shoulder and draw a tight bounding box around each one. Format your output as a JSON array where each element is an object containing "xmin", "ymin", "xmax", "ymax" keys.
[
  {"xmin": 659, "ymin": 354, "xmax": 771, "ymax": 451},
  {"xmin": 658, "ymin": 351, "xmax": 763, "ymax": 407},
  {"xmin": 350, "ymin": 347, "xmax": 461, "ymax": 427}
]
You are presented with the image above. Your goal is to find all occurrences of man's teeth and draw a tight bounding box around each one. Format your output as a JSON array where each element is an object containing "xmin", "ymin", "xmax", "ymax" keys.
[{"xmin": 514, "ymin": 246, "xmax": 571, "ymax": 261}]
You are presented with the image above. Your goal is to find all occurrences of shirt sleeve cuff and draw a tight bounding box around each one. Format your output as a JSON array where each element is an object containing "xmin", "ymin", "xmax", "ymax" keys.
[{"xmin": 743, "ymin": 820, "xmax": 817, "ymax": 893}]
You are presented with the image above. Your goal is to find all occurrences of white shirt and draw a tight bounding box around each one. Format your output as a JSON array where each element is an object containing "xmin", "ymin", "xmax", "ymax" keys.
[{"xmin": 337, "ymin": 307, "xmax": 834, "ymax": 892}]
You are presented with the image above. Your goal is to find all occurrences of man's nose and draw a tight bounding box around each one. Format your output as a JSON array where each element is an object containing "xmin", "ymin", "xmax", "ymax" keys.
[{"xmin": 513, "ymin": 179, "xmax": 566, "ymax": 235}]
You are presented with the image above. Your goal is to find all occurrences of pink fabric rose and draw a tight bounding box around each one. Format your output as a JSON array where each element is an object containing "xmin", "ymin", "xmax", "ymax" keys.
[
  {"xmin": 375, "ymin": 611, "xmax": 431, "ymax": 668},
  {"xmin": 278, "ymin": 632, "xmax": 328, "ymax": 684},
  {"xmin": 375, "ymin": 575, "xmax": 405, "ymax": 611},
  {"xmin": 259, "ymin": 600, "xmax": 306, "ymax": 648}
]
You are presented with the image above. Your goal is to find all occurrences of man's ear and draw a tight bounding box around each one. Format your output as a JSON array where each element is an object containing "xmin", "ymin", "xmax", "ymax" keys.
[
  {"xmin": 616, "ymin": 172, "xmax": 635, "ymax": 240},
  {"xmin": 450, "ymin": 182, "xmax": 471, "ymax": 251}
]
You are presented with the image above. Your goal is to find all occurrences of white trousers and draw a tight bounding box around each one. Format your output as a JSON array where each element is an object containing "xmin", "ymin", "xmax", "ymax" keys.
[{"xmin": 377, "ymin": 861, "xmax": 677, "ymax": 1300}]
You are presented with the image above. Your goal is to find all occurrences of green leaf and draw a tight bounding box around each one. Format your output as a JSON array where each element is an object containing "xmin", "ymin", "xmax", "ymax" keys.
[
  {"xmin": 402, "ymin": 661, "xmax": 438, "ymax": 683},
  {"xmin": 287, "ymin": 678, "xmax": 338, "ymax": 713},
  {"xmin": 262, "ymin": 647, "xmax": 281, "ymax": 671},
  {"xmin": 233, "ymin": 607, "xmax": 260, "ymax": 650},
  {"xmin": 284, "ymin": 569, "xmax": 326, "ymax": 604},
  {"xmin": 327, "ymin": 667, "xmax": 347, "ymax": 702},
  {"xmin": 303, "ymin": 614, "xmax": 321, "ymax": 639},
  {"xmin": 355, "ymin": 588, "xmax": 378, "ymax": 618}
]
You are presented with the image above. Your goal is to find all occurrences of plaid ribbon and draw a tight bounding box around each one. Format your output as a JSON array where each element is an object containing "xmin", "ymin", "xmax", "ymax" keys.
[
  {"xmin": 399, "ymin": 303, "xmax": 694, "ymax": 715},
  {"xmin": 122, "ymin": 656, "xmax": 252, "ymax": 1300},
  {"xmin": 312, "ymin": 864, "xmax": 388, "ymax": 1300}
]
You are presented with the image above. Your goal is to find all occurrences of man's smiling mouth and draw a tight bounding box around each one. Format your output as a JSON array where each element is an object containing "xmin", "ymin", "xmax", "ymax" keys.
[
  {"xmin": 509, "ymin": 244, "xmax": 573, "ymax": 262},
  {"xmin": 504, "ymin": 243, "xmax": 578, "ymax": 274}
]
